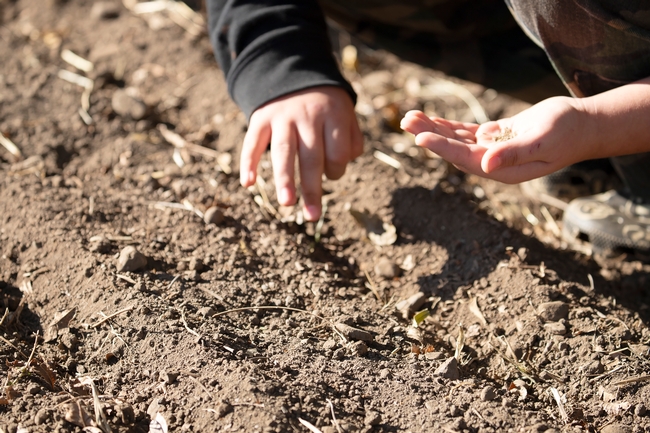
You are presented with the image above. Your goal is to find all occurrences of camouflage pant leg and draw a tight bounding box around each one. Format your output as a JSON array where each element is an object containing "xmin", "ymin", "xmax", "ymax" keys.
[
  {"xmin": 318, "ymin": 0, "xmax": 568, "ymax": 102},
  {"xmin": 507, "ymin": 0, "xmax": 650, "ymax": 97},
  {"xmin": 508, "ymin": 1, "xmax": 650, "ymax": 199}
]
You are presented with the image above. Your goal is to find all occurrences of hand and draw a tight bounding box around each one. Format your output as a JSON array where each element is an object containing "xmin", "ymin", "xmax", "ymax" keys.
[
  {"xmin": 400, "ymin": 96, "xmax": 591, "ymax": 183},
  {"xmin": 240, "ymin": 86, "xmax": 363, "ymax": 220}
]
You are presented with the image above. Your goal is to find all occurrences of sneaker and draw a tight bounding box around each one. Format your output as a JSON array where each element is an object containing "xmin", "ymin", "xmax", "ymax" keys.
[
  {"xmin": 520, "ymin": 159, "xmax": 621, "ymax": 207},
  {"xmin": 562, "ymin": 190, "xmax": 650, "ymax": 256}
]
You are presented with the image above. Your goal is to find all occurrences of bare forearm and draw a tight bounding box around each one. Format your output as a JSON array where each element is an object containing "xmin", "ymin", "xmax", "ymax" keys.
[{"xmin": 577, "ymin": 76, "xmax": 650, "ymax": 159}]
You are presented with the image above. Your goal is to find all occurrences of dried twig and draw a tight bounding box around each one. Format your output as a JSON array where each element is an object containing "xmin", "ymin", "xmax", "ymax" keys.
[
  {"xmin": 326, "ymin": 399, "xmax": 343, "ymax": 433},
  {"xmin": 373, "ymin": 150, "xmax": 401, "ymax": 169},
  {"xmin": 180, "ymin": 309, "xmax": 201, "ymax": 340},
  {"xmin": 79, "ymin": 376, "xmax": 112, "ymax": 433},
  {"xmin": 363, "ymin": 269, "xmax": 382, "ymax": 302},
  {"xmin": 298, "ymin": 418, "xmax": 323, "ymax": 433},
  {"xmin": 212, "ymin": 305, "xmax": 326, "ymax": 322},
  {"xmin": 158, "ymin": 124, "xmax": 221, "ymax": 159},
  {"xmin": 90, "ymin": 305, "xmax": 134, "ymax": 328},
  {"xmin": 612, "ymin": 375, "xmax": 650, "ymax": 386},
  {"xmin": 61, "ymin": 49, "xmax": 94, "ymax": 73},
  {"xmin": 0, "ymin": 132, "xmax": 22, "ymax": 159},
  {"xmin": 548, "ymin": 387, "xmax": 569, "ymax": 424},
  {"xmin": 57, "ymin": 69, "xmax": 94, "ymax": 90}
]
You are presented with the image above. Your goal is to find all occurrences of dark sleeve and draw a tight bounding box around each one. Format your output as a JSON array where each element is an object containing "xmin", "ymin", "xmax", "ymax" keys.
[{"xmin": 206, "ymin": 0, "xmax": 357, "ymax": 120}]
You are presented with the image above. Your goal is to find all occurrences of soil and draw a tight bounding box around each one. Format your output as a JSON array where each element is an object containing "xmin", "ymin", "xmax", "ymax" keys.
[{"xmin": 1, "ymin": 1, "xmax": 650, "ymax": 433}]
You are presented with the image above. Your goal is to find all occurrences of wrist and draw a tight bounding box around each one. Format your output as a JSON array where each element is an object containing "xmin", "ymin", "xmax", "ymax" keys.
[{"xmin": 567, "ymin": 96, "xmax": 607, "ymax": 162}]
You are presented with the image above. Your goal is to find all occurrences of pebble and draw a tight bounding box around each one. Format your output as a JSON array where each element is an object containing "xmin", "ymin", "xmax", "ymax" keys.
[
  {"xmin": 434, "ymin": 357, "xmax": 459, "ymax": 380},
  {"xmin": 374, "ymin": 256, "xmax": 400, "ymax": 280},
  {"xmin": 111, "ymin": 89, "xmax": 147, "ymax": 120},
  {"xmin": 34, "ymin": 408, "xmax": 50, "ymax": 425},
  {"xmin": 204, "ymin": 206, "xmax": 225, "ymax": 225},
  {"xmin": 543, "ymin": 321, "xmax": 567, "ymax": 335},
  {"xmin": 116, "ymin": 403, "xmax": 135, "ymax": 424},
  {"xmin": 601, "ymin": 425, "xmax": 632, "ymax": 433},
  {"xmin": 27, "ymin": 384, "xmax": 41, "ymax": 395},
  {"xmin": 159, "ymin": 371, "xmax": 179, "ymax": 384},
  {"xmin": 189, "ymin": 257, "xmax": 203, "ymax": 272},
  {"xmin": 395, "ymin": 292, "xmax": 426, "ymax": 319},
  {"xmin": 424, "ymin": 351, "xmax": 443, "ymax": 361},
  {"xmin": 334, "ymin": 323, "xmax": 373, "ymax": 342},
  {"xmin": 215, "ymin": 401, "xmax": 233, "ymax": 418},
  {"xmin": 480, "ymin": 386, "xmax": 496, "ymax": 401},
  {"xmin": 350, "ymin": 341, "xmax": 368, "ymax": 356},
  {"xmin": 197, "ymin": 307, "xmax": 215, "ymax": 318},
  {"xmin": 635, "ymin": 404, "xmax": 647, "ymax": 416},
  {"xmin": 322, "ymin": 339, "xmax": 337, "ymax": 351},
  {"xmin": 117, "ymin": 246, "xmax": 148, "ymax": 272},
  {"xmin": 364, "ymin": 411, "xmax": 381, "ymax": 426},
  {"xmin": 90, "ymin": 1, "xmax": 120, "ymax": 20},
  {"xmin": 379, "ymin": 368, "xmax": 391, "ymax": 379},
  {"xmin": 537, "ymin": 301, "xmax": 569, "ymax": 322}
]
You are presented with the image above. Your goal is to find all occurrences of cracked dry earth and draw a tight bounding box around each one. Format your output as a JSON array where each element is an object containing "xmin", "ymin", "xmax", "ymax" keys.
[{"xmin": 1, "ymin": 1, "xmax": 650, "ymax": 433}]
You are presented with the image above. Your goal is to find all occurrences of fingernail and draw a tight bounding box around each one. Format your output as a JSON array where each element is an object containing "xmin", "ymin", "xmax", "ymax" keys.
[{"xmin": 486, "ymin": 156, "xmax": 502, "ymax": 173}]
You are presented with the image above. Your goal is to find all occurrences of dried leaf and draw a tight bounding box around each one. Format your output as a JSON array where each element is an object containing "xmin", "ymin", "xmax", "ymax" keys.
[
  {"xmin": 603, "ymin": 401, "xmax": 631, "ymax": 416},
  {"xmin": 46, "ymin": 308, "xmax": 77, "ymax": 342},
  {"xmin": 33, "ymin": 359, "xmax": 57, "ymax": 390},
  {"xmin": 406, "ymin": 326, "xmax": 423, "ymax": 343},
  {"xmin": 468, "ymin": 297, "xmax": 487, "ymax": 326},
  {"xmin": 64, "ymin": 400, "xmax": 94, "ymax": 428},
  {"xmin": 5, "ymin": 386, "xmax": 20, "ymax": 400},
  {"xmin": 149, "ymin": 412, "xmax": 169, "ymax": 433}
]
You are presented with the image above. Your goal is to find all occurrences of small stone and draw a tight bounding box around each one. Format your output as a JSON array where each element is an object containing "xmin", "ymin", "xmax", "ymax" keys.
[
  {"xmin": 374, "ymin": 256, "xmax": 400, "ymax": 280},
  {"xmin": 117, "ymin": 246, "xmax": 148, "ymax": 272},
  {"xmin": 350, "ymin": 341, "xmax": 368, "ymax": 356},
  {"xmin": 112, "ymin": 89, "xmax": 147, "ymax": 120},
  {"xmin": 449, "ymin": 404, "xmax": 461, "ymax": 417},
  {"xmin": 537, "ymin": 301, "xmax": 569, "ymax": 322},
  {"xmin": 364, "ymin": 411, "xmax": 381, "ymax": 426},
  {"xmin": 159, "ymin": 371, "xmax": 179, "ymax": 384},
  {"xmin": 215, "ymin": 401, "xmax": 233, "ymax": 418},
  {"xmin": 543, "ymin": 321, "xmax": 567, "ymax": 335},
  {"xmin": 395, "ymin": 292, "xmax": 426, "ymax": 319},
  {"xmin": 34, "ymin": 408, "xmax": 51, "ymax": 425},
  {"xmin": 582, "ymin": 359, "xmax": 604, "ymax": 375},
  {"xmin": 480, "ymin": 386, "xmax": 496, "ymax": 401},
  {"xmin": 116, "ymin": 403, "xmax": 135, "ymax": 424},
  {"xmin": 424, "ymin": 351, "xmax": 443, "ymax": 361},
  {"xmin": 27, "ymin": 384, "xmax": 41, "ymax": 395},
  {"xmin": 434, "ymin": 357, "xmax": 459, "ymax": 380},
  {"xmin": 333, "ymin": 348, "xmax": 345, "ymax": 360},
  {"xmin": 322, "ymin": 339, "xmax": 337, "ymax": 351},
  {"xmin": 601, "ymin": 424, "xmax": 632, "ymax": 433},
  {"xmin": 334, "ymin": 323, "xmax": 373, "ymax": 342},
  {"xmin": 188, "ymin": 257, "xmax": 203, "ymax": 272},
  {"xmin": 197, "ymin": 307, "xmax": 215, "ymax": 318},
  {"xmin": 204, "ymin": 206, "xmax": 225, "ymax": 225},
  {"xmin": 379, "ymin": 368, "xmax": 391, "ymax": 379},
  {"xmin": 91, "ymin": 1, "xmax": 120, "ymax": 20},
  {"xmin": 635, "ymin": 404, "xmax": 647, "ymax": 416}
]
